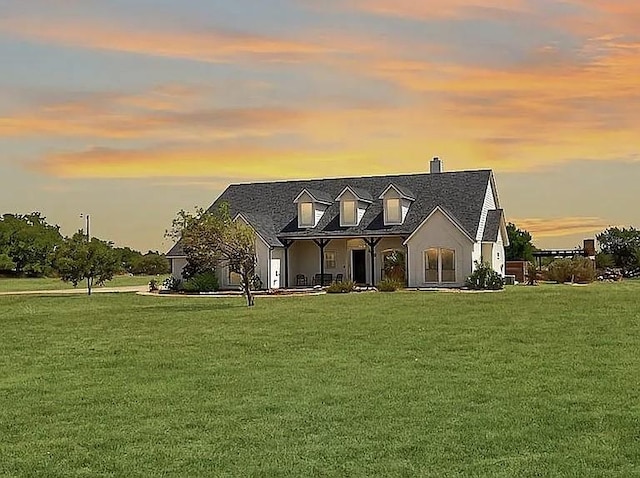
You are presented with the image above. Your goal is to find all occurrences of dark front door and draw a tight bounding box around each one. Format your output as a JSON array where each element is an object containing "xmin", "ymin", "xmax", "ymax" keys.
[{"xmin": 352, "ymin": 249, "xmax": 366, "ymax": 284}]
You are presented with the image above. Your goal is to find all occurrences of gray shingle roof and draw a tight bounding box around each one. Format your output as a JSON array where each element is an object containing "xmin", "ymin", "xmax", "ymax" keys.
[
  {"xmin": 482, "ymin": 209, "xmax": 504, "ymax": 242},
  {"xmin": 338, "ymin": 185, "xmax": 373, "ymax": 202},
  {"xmin": 204, "ymin": 170, "xmax": 492, "ymax": 247},
  {"xmin": 387, "ymin": 183, "xmax": 416, "ymax": 200},
  {"xmin": 166, "ymin": 241, "xmax": 185, "ymax": 257},
  {"xmin": 296, "ymin": 187, "xmax": 333, "ymax": 205}
]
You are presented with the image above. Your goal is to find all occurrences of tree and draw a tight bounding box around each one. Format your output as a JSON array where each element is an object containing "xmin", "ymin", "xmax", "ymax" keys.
[
  {"xmin": 0, "ymin": 252, "xmax": 16, "ymax": 272},
  {"xmin": 54, "ymin": 232, "xmax": 119, "ymax": 295},
  {"xmin": 168, "ymin": 204, "xmax": 258, "ymax": 306},
  {"xmin": 0, "ymin": 213, "xmax": 63, "ymax": 276},
  {"xmin": 505, "ymin": 223, "xmax": 535, "ymax": 262},
  {"xmin": 596, "ymin": 227, "xmax": 640, "ymax": 269},
  {"xmin": 130, "ymin": 252, "xmax": 170, "ymax": 275}
]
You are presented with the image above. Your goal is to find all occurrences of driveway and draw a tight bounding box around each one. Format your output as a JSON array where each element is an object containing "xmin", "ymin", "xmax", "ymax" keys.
[{"xmin": 0, "ymin": 285, "xmax": 148, "ymax": 296}]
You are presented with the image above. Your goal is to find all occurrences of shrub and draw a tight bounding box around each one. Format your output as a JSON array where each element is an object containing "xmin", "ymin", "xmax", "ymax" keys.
[
  {"xmin": 377, "ymin": 278, "xmax": 402, "ymax": 292},
  {"xmin": 465, "ymin": 262, "xmax": 504, "ymax": 290},
  {"xmin": 148, "ymin": 279, "xmax": 159, "ymax": 292},
  {"xmin": 162, "ymin": 276, "xmax": 183, "ymax": 292},
  {"xmin": 547, "ymin": 256, "xmax": 595, "ymax": 283},
  {"xmin": 326, "ymin": 280, "xmax": 356, "ymax": 293},
  {"xmin": 547, "ymin": 258, "xmax": 574, "ymax": 283},
  {"xmin": 183, "ymin": 270, "xmax": 219, "ymax": 293},
  {"xmin": 595, "ymin": 252, "xmax": 615, "ymax": 270}
]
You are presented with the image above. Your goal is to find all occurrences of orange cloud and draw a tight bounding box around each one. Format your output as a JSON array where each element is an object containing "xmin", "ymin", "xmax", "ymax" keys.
[
  {"xmin": 510, "ymin": 217, "xmax": 611, "ymax": 238},
  {"xmin": 0, "ymin": 18, "xmax": 331, "ymax": 64},
  {"xmin": 33, "ymin": 145, "xmax": 385, "ymax": 180},
  {"xmin": 324, "ymin": 0, "xmax": 531, "ymax": 19}
]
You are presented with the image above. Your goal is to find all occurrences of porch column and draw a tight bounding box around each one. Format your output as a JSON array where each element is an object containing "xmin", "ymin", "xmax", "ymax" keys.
[
  {"xmin": 313, "ymin": 239, "xmax": 330, "ymax": 285},
  {"xmin": 364, "ymin": 237, "xmax": 382, "ymax": 286},
  {"xmin": 401, "ymin": 237, "xmax": 408, "ymax": 286},
  {"xmin": 282, "ymin": 239, "xmax": 293, "ymax": 288}
]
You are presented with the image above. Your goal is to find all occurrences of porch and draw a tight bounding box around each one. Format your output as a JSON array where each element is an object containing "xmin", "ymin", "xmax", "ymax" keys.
[{"xmin": 274, "ymin": 236, "xmax": 406, "ymax": 288}]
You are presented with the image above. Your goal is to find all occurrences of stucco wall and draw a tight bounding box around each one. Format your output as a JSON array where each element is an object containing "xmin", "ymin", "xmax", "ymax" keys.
[
  {"xmin": 170, "ymin": 257, "xmax": 187, "ymax": 279},
  {"xmin": 405, "ymin": 209, "xmax": 474, "ymax": 287}
]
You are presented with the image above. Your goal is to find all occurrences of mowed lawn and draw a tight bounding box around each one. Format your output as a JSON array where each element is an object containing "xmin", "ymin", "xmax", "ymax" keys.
[
  {"xmin": 0, "ymin": 275, "xmax": 166, "ymax": 293},
  {"xmin": 1, "ymin": 283, "xmax": 639, "ymax": 477}
]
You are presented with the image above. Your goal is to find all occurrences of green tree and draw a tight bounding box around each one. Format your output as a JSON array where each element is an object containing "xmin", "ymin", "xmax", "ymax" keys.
[
  {"xmin": 0, "ymin": 252, "xmax": 16, "ymax": 272},
  {"xmin": 168, "ymin": 203, "xmax": 258, "ymax": 306},
  {"xmin": 113, "ymin": 246, "xmax": 143, "ymax": 274},
  {"xmin": 54, "ymin": 232, "xmax": 119, "ymax": 295},
  {"xmin": 131, "ymin": 252, "xmax": 170, "ymax": 275},
  {"xmin": 505, "ymin": 223, "xmax": 535, "ymax": 262},
  {"xmin": 0, "ymin": 213, "xmax": 63, "ymax": 276},
  {"xmin": 596, "ymin": 227, "xmax": 640, "ymax": 269}
]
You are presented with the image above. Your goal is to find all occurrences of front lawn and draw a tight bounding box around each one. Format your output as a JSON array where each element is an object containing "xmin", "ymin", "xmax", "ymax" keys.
[{"xmin": 0, "ymin": 283, "xmax": 638, "ymax": 476}]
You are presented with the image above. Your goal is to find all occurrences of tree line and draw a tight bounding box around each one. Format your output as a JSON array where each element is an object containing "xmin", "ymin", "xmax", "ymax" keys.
[{"xmin": 0, "ymin": 213, "xmax": 170, "ymax": 285}]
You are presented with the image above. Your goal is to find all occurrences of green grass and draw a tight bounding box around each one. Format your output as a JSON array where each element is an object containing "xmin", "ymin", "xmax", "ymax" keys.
[
  {"xmin": 1, "ymin": 282, "xmax": 639, "ymax": 477},
  {"xmin": 0, "ymin": 275, "xmax": 166, "ymax": 293}
]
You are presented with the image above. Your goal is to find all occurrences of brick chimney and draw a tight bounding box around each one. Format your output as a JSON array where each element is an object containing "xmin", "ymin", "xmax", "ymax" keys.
[{"xmin": 430, "ymin": 156, "xmax": 442, "ymax": 173}]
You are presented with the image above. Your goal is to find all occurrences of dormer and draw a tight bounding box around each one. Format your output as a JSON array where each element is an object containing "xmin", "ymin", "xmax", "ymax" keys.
[
  {"xmin": 335, "ymin": 186, "xmax": 372, "ymax": 227},
  {"xmin": 379, "ymin": 184, "xmax": 415, "ymax": 225},
  {"xmin": 293, "ymin": 188, "xmax": 332, "ymax": 228}
]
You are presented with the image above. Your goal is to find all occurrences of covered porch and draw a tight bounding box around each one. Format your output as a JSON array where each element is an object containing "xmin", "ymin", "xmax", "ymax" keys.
[{"xmin": 275, "ymin": 236, "xmax": 406, "ymax": 288}]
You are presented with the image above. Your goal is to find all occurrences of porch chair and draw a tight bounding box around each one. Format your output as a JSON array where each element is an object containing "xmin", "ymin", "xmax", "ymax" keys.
[{"xmin": 295, "ymin": 274, "xmax": 307, "ymax": 286}]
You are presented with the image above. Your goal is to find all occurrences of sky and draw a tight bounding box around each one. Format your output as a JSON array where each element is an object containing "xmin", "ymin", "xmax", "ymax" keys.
[{"xmin": 1, "ymin": 0, "xmax": 639, "ymax": 252}]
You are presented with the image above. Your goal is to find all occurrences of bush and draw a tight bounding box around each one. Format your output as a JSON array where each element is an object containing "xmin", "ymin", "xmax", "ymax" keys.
[
  {"xmin": 326, "ymin": 280, "xmax": 356, "ymax": 293},
  {"xmin": 162, "ymin": 276, "xmax": 183, "ymax": 292},
  {"xmin": 465, "ymin": 262, "xmax": 504, "ymax": 290},
  {"xmin": 148, "ymin": 278, "xmax": 159, "ymax": 292},
  {"xmin": 595, "ymin": 252, "xmax": 615, "ymax": 270},
  {"xmin": 548, "ymin": 256, "xmax": 595, "ymax": 283},
  {"xmin": 183, "ymin": 270, "xmax": 219, "ymax": 293},
  {"xmin": 547, "ymin": 256, "xmax": 596, "ymax": 283},
  {"xmin": 377, "ymin": 278, "xmax": 402, "ymax": 292}
]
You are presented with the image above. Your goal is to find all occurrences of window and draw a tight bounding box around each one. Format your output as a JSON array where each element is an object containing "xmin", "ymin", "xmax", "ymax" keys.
[
  {"xmin": 385, "ymin": 198, "xmax": 402, "ymax": 224},
  {"xmin": 441, "ymin": 249, "xmax": 455, "ymax": 283},
  {"xmin": 324, "ymin": 251, "xmax": 336, "ymax": 269},
  {"xmin": 424, "ymin": 248, "xmax": 456, "ymax": 283},
  {"xmin": 341, "ymin": 200, "xmax": 357, "ymax": 226},
  {"xmin": 300, "ymin": 202, "xmax": 314, "ymax": 227},
  {"xmin": 425, "ymin": 248, "xmax": 439, "ymax": 282},
  {"xmin": 229, "ymin": 270, "xmax": 242, "ymax": 286}
]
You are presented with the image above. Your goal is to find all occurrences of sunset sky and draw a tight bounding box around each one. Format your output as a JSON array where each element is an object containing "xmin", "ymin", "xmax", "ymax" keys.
[{"xmin": 1, "ymin": 0, "xmax": 639, "ymax": 252}]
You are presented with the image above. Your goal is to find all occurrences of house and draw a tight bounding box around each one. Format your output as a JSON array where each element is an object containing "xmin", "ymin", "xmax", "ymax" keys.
[{"xmin": 166, "ymin": 158, "xmax": 509, "ymax": 289}]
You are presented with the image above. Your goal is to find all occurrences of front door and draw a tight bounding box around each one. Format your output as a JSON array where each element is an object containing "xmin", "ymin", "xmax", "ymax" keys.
[
  {"xmin": 352, "ymin": 249, "xmax": 366, "ymax": 284},
  {"xmin": 270, "ymin": 258, "xmax": 281, "ymax": 289}
]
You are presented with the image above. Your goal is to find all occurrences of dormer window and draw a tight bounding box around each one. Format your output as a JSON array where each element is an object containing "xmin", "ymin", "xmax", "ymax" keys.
[
  {"xmin": 341, "ymin": 200, "xmax": 357, "ymax": 226},
  {"xmin": 379, "ymin": 183, "xmax": 415, "ymax": 226},
  {"xmin": 293, "ymin": 188, "xmax": 332, "ymax": 228},
  {"xmin": 299, "ymin": 202, "xmax": 314, "ymax": 227},
  {"xmin": 336, "ymin": 186, "xmax": 372, "ymax": 227},
  {"xmin": 385, "ymin": 198, "xmax": 402, "ymax": 224}
]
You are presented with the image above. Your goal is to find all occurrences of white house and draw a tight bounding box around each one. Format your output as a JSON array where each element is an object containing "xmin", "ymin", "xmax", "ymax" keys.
[{"xmin": 167, "ymin": 158, "xmax": 508, "ymax": 289}]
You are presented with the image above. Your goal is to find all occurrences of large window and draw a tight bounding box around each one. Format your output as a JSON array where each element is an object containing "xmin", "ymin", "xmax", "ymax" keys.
[
  {"xmin": 424, "ymin": 248, "xmax": 456, "ymax": 283},
  {"xmin": 385, "ymin": 198, "xmax": 402, "ymax": 224},
  {"xmin": 341, "ymin": 200, "xmax": 357, "ymax": 226},
  {"xmin": 324, "ymin": 251, "xmax": 336, "ymax": 269},
  {"xmin": 299, "ymin": 202, "xmax": 314, "ymax": 227}
]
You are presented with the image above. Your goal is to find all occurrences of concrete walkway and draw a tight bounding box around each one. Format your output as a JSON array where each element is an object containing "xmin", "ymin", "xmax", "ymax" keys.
[{"xmin": 0, "ymin": 285, "xmax": 148, "ymax": 296}]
